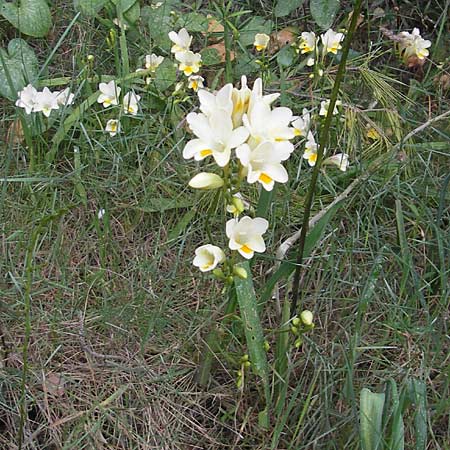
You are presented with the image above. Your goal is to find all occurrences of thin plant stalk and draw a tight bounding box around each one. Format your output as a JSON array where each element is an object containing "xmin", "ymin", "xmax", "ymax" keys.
[{"xmin": 290, "ymin": 0, "xmax": 364, "ymax": 317}]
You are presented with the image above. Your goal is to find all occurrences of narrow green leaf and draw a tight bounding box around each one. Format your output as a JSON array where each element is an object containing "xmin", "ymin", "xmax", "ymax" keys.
[
  {"xmin": 360, "ymin": 388, "xmax": 385, "ymax": 450},
  {"xmin": 310, "ymin": 0, "xmax": 340, "ymax": 29},
  {"xmin": 407, "ymin": 379, "xmax": 427, "ymax": 450},
  {"xmin": 235, "ymin": 261, "xmax": 270, "ymax": 426},
  {"xmin": 387, "ymin": 379, "xmax": 405, "ymax": 450},
  {"xmin": 1, "ymin": 0, "xmax": 52, "ymax": 37}
]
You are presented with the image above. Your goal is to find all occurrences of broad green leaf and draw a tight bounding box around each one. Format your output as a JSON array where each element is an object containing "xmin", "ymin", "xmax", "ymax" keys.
[
  {"xmin": 147, "ymin": 0, "xmax": 179, "ymax": 49},
  {"xmin": 310, "ymin": 0, "xmax": 339, "ymax": 29},
  {"xmin": 239, "ymin": 16, "xmax": 272, "ymax": 47},
  {"xmin": 73, "ymin": 0, "xmax": 108, "ymax": 16},
  {"xmin": 360, "ymin": 388, "xmax": 385, "ymax": 450},
  {"xmin": 259, "ymin": 202, "xmax": 342, "ymax": 307},
  {"xmin": 234, "ymin": 261, "xmax": 270, "ymax": 427},
  {"xmin": 277, "ymin": 45, "xmax": 296, "ymax": 67},
  {"xmin": 113, "ymin": 0, "xmax": 140, "ymax": 24},
  {"xmin": 274, "ymin": 0, "xmax": 305, "ymax": 17},
  {"xmin": 0, "ymin": 38, "xmax": 39, "ymax": 100},
  {"xmin": 153, "ymin": 57, "xmax": 177, "ymax": 91},
  {"xmin": 0, "ymin": 0, "xmax": 52, "ymax": 37},
  {"xmin": 175, "ymin": 11, "xmax": 208, "ymax": 32},
  {"xmin": 200, "ymin": 47, "xmax": 222, "ymax": 66}
]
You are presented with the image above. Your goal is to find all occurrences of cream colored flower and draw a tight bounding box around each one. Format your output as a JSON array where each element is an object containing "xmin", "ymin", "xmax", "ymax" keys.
[
  {"xmin": 299, "ymin": 31, "xmax": 316, "ymax": 54},
  {"xmin": 226, "ymin": 193, "xmax": 249, "ymax": 216},
  {"xmin": 231, "ymin": 75, "xmax": 251, "ymax": 127},
  {"xmin": 321, "ymin": 29, "xmax": 344, "ymax": 54},
  {"xmin": 188, "ymin": 75, "xmax": 205, "ymax": 92},
  {"xmin": 169, "ymin": 28, "xmax": 192, "ymax": 56},
  {"xmin": 188, "ymin": 172, "xmax": 224, "ymax": 189},
  {"xmin": 253, "ymin": 33, "xmax": 270, "ymax": 51},
  {"xmin": 291, "ymin": 108, "xmax": 311, "ymax": 137},
  {"xmin": 226, "ymin": 216, "xmax": 269, "ymax": 259},
  {"xmin": 193, "ymin": 244, "xmax": 225, "ymax": 272},
  {"xmin": 323, "ymin": 153, "xmax": 349, "ymax": 171},
  {"xmin": 123, "ymin": 91, "xmax": 140, "ymax": 115},
  {"xmin": 300, "ymin": 310, "xmax": 313, "ymax": 326},
  {"xmin": 33, "ymin": 87, "xmax": 60, "ymax": 117},
  {"xmin": 303, "ymin": 131, "xmax": 318, "ymax": 166},
  {"xmin": 183, "ymin": 111, "xmax": 249, "ymax": 167},
  {"xmin": 236, "ymin": 142, "xmax": 288, "ymax": 191},
  {"xmin": 15, "ymin": 84, "xmax": 38, "ymax": 114},
  {"xmin": 319, "ymin": 99, "xmax": 341, "ymax": 116},
  {"xmin": 198, "ymin": 83, "xmax": 233, "ymax": 118},
  {"xmin": 176, "ymin": 51, "xmax": 202, "ymax": 76},
  {"xmin": 55, "ymin": 88, "xmax": 75, "ymax": 107},
  {"xmin": 105, "ymin": 119, "xmax": 120, "ymax": 137},
  {"xmin": 145, "ymin": 54, "xmax": 164, "ymax": 72},
  {"xmin": 398, "ymin": 28, "xmax": 431, "ymax": 60},
  {"xmin": 97, "ymin": 80, "xmax": 121, "ymax": 108}
]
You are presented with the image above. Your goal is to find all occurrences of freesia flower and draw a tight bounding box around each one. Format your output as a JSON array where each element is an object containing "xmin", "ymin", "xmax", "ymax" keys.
[
  {"xmin": 145, "ymin": 54, "xmax": 164, "ymax": 72},
  {"xmin": 306, "ymin": 57, "xmax": 315, "ymax": 66},
  {"xmin": 168, "ymin": 28, "xmax": 192, "ymax": 56},
  {"xmin": 188, "ymin": 75, "xmax": 205, "ymax": 92},
  {"xmin": 299, "ymin": 31, "xmax": 316, "ymax": 54},
  {"xmin": 198, "ymin": 83, "xmax": 233, "ymax": 117},
  {"xmin": 243, "ymin": 99, "xmax": 295, "ymax": 160},
  {"xmin": 193, "ymin": 244, "xmax": 225, "ymax": 272},
  {"xmin": 176, "ymin": 50, "xmax": 202, "ymax": 76},
  {"xmin": 55, "ymin": 88, "xmax": 75, "ymax": 107},
  {"xmin": 398, "ymin": 28, "xmax": 431, "ymax": 60},
  {"xmin": 226, "ymin": 216, "xmax": 269, "ymax": 259},
  {"xmin": 236, "ymin": 142, "xmax": 289, "ymax": 191},
  {"xmin": 188, "ymin": 172, "xmax": 224, "ymax": 189},
  {"xmin": 323, "ymin": 153, "xmax": 349, "ymax": 171},
  {"xmin": 253, "ymin": 33, "xmax": 270, "ymax": 51},
  {"xmin": 97, "ymin": 80, "xmax": 121, "ymax": 108},
  {"xmin": 183, "ymin": 110, "xmax": 249, "ymax": 167},
  {"xmin": 319, "ymin": 99, "xmax": 341, "ymax": 116},
  {"xmin": 321, "ymin": 29, "xmax": 344, "ymax": 54},
  {"xmin": 98, "ymin": 208, "xmax": 106, "ymax": 219},
  {"xmin": 15, "ymin": 84, "xmax": 38, "ymax": 114},
  {"xmin": 300, "ymin": 310, "xmax": 313, "ymax": 326},
  {"xmin": 291, "ymin": 108, "xmax": 311, "ymax": 137},
  {"xmin": 33, "ymin": 87, "xmax": 59, "ymax": 117},
  {"xmin": 105, "ymin": 119, "xmax": 120, "ymax": 137},
  {"xmin": 231, "ymin": 75, "xmax": 251, "ymax": 127},
  {"xmin": 247, "ymin": 78, "xmax": 280, "ymax": 116},
  {"xmin": 123, "ymin": 91, "xmax": 140, "ymax": 115},
  {"xmin": 303, "ymin": 131, "xmax": 318, "ymax": 166}
]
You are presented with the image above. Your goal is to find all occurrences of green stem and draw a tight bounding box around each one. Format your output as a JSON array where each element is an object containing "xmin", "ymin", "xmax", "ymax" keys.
[
  {"xmin": 290, "ymin": 0, "xmax": 364, "ymax": 317},
  {"xmin": 222, "ymin": 2, "xmax": 233, "ymax": 83}
]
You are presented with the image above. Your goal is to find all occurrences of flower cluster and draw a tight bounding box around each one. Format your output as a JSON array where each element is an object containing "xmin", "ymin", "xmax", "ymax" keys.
[
  {"xmin": 398, "ymin": 28, "xmax": 431, "ymax": 61},
  {"xmin": 16, "ymin": 84, "xmax": 75, "ymax": 117},
  {"xmin": 184, "ymin": 77, "xmax": 349, "ymax": 273},
  {"xmin": 169, "ymin": 28, "xmax": 204, "ymax": 92},
  {"xmin": 97, "ymin": 80, "xmax": 140, "ymax": 136}
]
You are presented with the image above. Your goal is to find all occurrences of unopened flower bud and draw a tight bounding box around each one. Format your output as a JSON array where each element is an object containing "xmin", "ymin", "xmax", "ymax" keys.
[
  {"xmin": 212, "ymin": 268, "xmax": 225, "ymax": 278},
  {"xmin": 295, "ymin": 337, "xmax": 303, "ymax": 348},
  {"xmin": 290, "ymin": 325, "xmax": 298, "ymax": 335},
  {"xmin": 87, "ymin": 54, "xmax": 95, "ymax": 61},
  {"xmin": 241, "ymin": 354, "xmax": 249, "ymax": 362},
  {"xmin": 300, "ymin": 310, "xmax": 313, "ymax": 326},
  {"xmin": 232, "ymin": 196, "xmax": 245, "ymax": 214},
  {"xmin": 264, "ymin": 340, "xmax": 270, "ymax": 351},
  {"xmin": 243, "ymin": 361, "xmax": 251, "ymax": 368},
  {"xmin": 292, "ymin": 317, "xmax": 300, "ymax": 326},
  {"xmin": 233, "ymin": 266, "xmax": 247, "ymax": 279},
  {"xmin": 189, "ymin": 172, "xmax": 224, "ymax": 190}
]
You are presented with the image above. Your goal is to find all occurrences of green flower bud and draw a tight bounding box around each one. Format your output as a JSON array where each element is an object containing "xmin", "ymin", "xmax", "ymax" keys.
[
  {"xmin": 300, "ymin": 310, "xmax": 313, "ymax": 326},
  {"xmin": 241, "ymin": 354, "xmax": 249, "ymax": 362},
  {"xmin": 292, "ymin": 317, "xmax": 300, "ymax": 326},
  {"xmin": 233, "ymin": 266, "xmax": 248, "ymax": 279},
  {"xmin": 243, "ymin": 361, "xmax": 251, "ymax": 368},
  {"xmin": 231, "ymin": 196, "xmax": 245, "ymax": 214},
  {"xmin": 264, "ymin": 340, "xmax": 270, "ymax": 351},
  {"xmin": 295, "ymin": 337, "xmax": 303, "ymax": 348},
  {"xmin": 212, "ymin": 268, "xmax": 225, "ymax": 279},
  {"xmin": 290, "ymin": 325, "xmax": 298, "ymax": 335}
]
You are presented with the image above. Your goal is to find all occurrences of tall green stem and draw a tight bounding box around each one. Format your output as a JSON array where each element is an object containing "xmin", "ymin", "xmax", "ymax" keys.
[
  {"xmin": 222, "ymin": 2, "xmax": 233, "ymax": 83},
  {"xmin": 290, "ymin": 0, "xmax": 364, "ymax": 317}
]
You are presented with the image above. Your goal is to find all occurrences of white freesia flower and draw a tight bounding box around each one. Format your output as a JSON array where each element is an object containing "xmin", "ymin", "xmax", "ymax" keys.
[
  {"xmin": 15, "ymin": 84, "xmax": 38, "ymax": 114},
  {"xmin": 183, "ymin": 110, "xmax": 249, "ymax": 167},
  {"xmin": 226, "ymin": 216, "xmax": 269, "ymax": 259},
  {"xmin": 236, "ymin": 142, "xmax": 289, "ymax": 191},
  {"xmin": 97, "ymin": 80, "xmax": 121, "ymax": 108},
  {"xmin": 231, "ymin": 75, "xmax": 251, "ymax": 127},
  {"xmin": 145, "ymin": 54, "xmax": 164, "ymax": 72},
  {"xmin": 306, "ymin": 56, "xmax": 315, "ymax": 66},
  {"xmin": 323, "ymin": 153, "xmax": 349, "ymax": 171},
  {"xmin": 198, "ymin": 83, "xmax": 233, "ymax": 118},
  {"xmin": 188, "ymin": 75, "xmax": 205, "ymax": 92},
  {"xmin": 176, "ymin": 50, "xmax": 202, "ymax": 76},
  {"xmin": 98, "ymin": 208, "xmax": 106, "ymax": 219},
  {"xmin": 319, "ymin": 99, "xmax": 341, "ymax": 116},
  {"xmin": 243, "ymin": 99, "xmax": 295, "ymax": 160},
  {"xmin": 33, "ymin": 87, "xmax": 60, "ymax": 117},
  {"xmin": 291, "ymin": 108, "xmax": 311, "ymax": 137},
  {"xmin": 188, "ymin": 172, "xmax": 224, "ymax": 189},
  {"xmin": 55, "ymin": 88, "xmax": 75, "ymax": 107},
  {"xmin": 303, "ymin": 131, "xmax": 318, "ymax": 166},
  {"xmin": 247, "ymin": 78, "xmax": 280, "ymax": 116},
  {"xmin": 299, "ymin": 31, "xmax": 316, "ymax": 54},
  {"xmin": 123, "ymin": 91, "xmax": 141, "ymax": 115},
  {"xmin": 254, "ymin": 33, "xmax": 270, "ymax": 51},
  {"xmin": 105, "ymin": 119, "xmax": 120, "ymax": 137},
  {"xmin": 398, "ymin": 28, "xmax": 431, "ymax": 60},
  {"xmin": 321, "ymin": 29, "xmax": 344, "ymax": 54},
  {"xmin": 193, "ymin": 244, "xmax": 225, "ymax": 272},
  {"xmin": 169, "ymin": 28, "xmax": 192, "ymax": 56}
]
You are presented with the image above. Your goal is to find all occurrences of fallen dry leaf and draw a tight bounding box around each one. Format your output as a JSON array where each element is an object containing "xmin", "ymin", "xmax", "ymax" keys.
[
  {"xmin": 205, "ymin": 42, "xmax": 235, "ymax": 63},
  {"xmin": 205, "ymin": 15, "xmax": 224, "ymax": 40},
  {"xmin": 270, "ymin": 27, "xmax": 297, "ymax": 53},
  {"xmin": 43, "ymin": 372, "xmax": 66, "ymax": 397}
]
